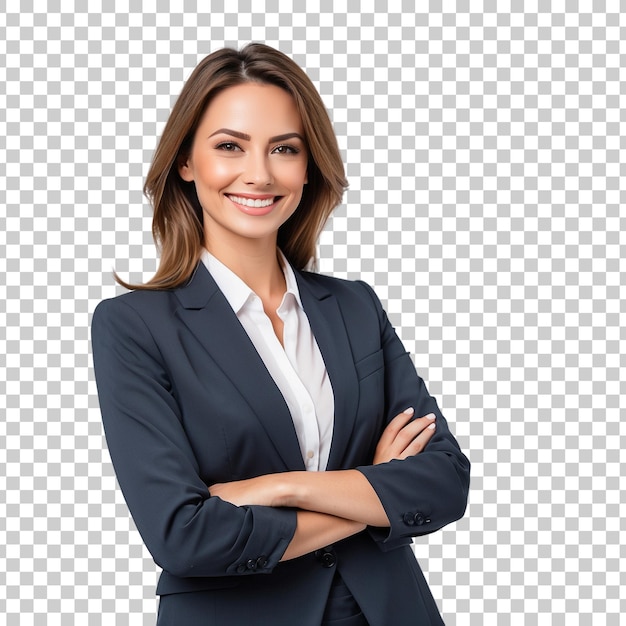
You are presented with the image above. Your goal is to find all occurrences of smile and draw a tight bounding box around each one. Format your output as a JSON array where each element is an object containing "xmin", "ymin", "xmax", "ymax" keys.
[{"xmin": 226, "ymin": 194, "xmax": 278, "ymax": 208}]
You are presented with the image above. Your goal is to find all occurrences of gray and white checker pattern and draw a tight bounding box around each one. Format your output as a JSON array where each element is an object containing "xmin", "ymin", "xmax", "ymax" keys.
[{"xmin": 1, "ymin": 2, "xmax": 624, "ymax": 624}]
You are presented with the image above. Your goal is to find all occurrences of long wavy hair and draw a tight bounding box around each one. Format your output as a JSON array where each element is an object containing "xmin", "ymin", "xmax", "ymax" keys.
[{"xmin": 116, "ymin": 43, "xmax": 348, "ymax": 290}]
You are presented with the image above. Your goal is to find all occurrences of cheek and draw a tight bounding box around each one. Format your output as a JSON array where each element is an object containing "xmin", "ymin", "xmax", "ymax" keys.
[
  {"xmin": 282, "ymin": 162, "xmax": 308, "ymax": 190},
  {"xmin": 195, "ymin": 155, "xmax": 239, "ymax": 188}
]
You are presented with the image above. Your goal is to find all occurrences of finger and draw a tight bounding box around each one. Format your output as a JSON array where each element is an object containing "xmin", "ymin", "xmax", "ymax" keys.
[
  {"xmin": 391, "ymin": 413, "xmax": 436, "ymax": 450},
  {"xmin": 377, "ymin": 407, "xmax": 415, "ymax": 448},
  {"xmin": 397, "ymin": 420, "xmax": 437, "ymax": 459}
]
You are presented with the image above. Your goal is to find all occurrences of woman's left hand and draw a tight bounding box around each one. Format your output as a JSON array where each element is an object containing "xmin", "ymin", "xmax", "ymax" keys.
[
  {"xmin": 209, "ymin": 474, "xmax": 291, "ymax": 508},
  {"xmin": 373, "ymin": 408, "xmax": 437, "ymax": 465}
]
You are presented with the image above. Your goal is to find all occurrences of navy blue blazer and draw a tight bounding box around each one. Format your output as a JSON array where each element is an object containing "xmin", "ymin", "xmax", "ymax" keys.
[{"xmin": 91, "ymin": 262, "xmax": 470, "ymax": 625}]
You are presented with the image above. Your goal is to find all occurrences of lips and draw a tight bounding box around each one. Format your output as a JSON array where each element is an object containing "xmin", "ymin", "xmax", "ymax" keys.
[
  {"xmin": 225, "ymin": 194, "xmax": 279, "ymax": 208},
  {"xmin": 225, "ymin": 193, "xmax": 283, "ymax": 216}
]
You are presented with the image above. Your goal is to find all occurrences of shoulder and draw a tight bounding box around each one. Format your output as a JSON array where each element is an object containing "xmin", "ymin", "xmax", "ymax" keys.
[
  {"xmin": 93, "ymin": 288, "xmax": 173, "ymax": 312},
  {"xmin": 297, "ymin": 270, "xmax": 384, "ymax": 310},
  {"xmin": 296, "ymin": 271, "xmax": 388, "ymax": 334},
  {"xmin": 91, "ymin": 288, "xmax": 179, "ymax": 339}
]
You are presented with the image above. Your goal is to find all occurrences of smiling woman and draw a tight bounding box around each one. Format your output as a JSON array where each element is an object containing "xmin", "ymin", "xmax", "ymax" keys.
[
  {"xmin": 91, "ymin": 43, "xmax": 470, "ymax": 626},
  {"xmin": 178, "ymin": 83, "xmax": 309, "ymax": 271},
  {"xmin": 112, "ymin": 44, "xmax": 347, "ymax": 290}
]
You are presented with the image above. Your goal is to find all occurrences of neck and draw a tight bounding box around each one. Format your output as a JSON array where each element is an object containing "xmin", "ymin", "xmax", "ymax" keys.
[{"xmin": 204, "ymin": 237, "xmax": 285, "ymax": 301}]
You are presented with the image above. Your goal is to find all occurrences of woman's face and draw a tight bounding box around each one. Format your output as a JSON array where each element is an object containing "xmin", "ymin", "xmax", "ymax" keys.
[{"xmin": 179, "ymin": 82, "xmax": 308, "ymax": 253}]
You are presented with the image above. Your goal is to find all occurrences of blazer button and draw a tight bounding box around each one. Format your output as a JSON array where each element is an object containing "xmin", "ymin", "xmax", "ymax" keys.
[
  {"xmin": 236, "ymin": 564, "xmax": 247, "ymax": 574},
  {"xmin": 246, "ymin": 559, "xmax": 258, "ymax": 570},
  {"xmin": 403, "ymin": 512, "xmax": 416, "ymax": 525},
  {"xmin": 256, "ymin": 555, "xmax": 268, "ymax": 569},
  {"xmin": 413, "ymin": 513, "xmax": 425, "ymax": 526},
  {"xmin": 321, "ymin": 551, "xmax": 336, "ymax": 568}
]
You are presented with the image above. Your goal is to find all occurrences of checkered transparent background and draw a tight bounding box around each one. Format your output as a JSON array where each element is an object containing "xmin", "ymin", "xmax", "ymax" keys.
[{"xmin": 1, "ymin": 2, "xmax": 624, "ymax": 624}]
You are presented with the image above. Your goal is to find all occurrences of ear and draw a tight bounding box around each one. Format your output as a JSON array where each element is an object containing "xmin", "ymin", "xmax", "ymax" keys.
[{"xmin": 178, "ymin": 154, "xmax": 194, "ymax": 182}]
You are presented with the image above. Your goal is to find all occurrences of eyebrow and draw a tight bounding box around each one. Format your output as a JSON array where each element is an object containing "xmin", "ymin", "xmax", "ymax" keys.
[{"xmin": 208, "ymin": 128, "xmax": 305, "ymax": 143}]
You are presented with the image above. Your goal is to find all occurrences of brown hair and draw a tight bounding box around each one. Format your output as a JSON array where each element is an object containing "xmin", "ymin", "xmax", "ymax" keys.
[{"xmin": 116, "ymin": 43, "xmax": 347, "ymax": 290}]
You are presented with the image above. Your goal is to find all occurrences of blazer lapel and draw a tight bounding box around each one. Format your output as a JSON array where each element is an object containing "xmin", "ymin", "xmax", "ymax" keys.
[
  {"xmin": 174, "ymin": 263, "xmax": 305, "ymax": 471},
  {"xmin": 296, "ymin": 272, "xmax": 360, "ymax": 471}
]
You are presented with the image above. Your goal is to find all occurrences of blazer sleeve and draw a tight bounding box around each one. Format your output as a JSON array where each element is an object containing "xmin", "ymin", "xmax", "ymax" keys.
[
  {"xmin": 354, "ymin": 281, "xmax": 470, "ymax": 549},
  {"xmin": 91, "ymin": 297, "xmax": 297, "ymax": 578}
]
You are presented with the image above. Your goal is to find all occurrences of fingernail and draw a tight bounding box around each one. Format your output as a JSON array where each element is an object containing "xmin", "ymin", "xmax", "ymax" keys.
[
  {"xmin": 427, "ymin": 413, "xmax": 436, "ymax": 420},
  {"xmin": 428, "ymin": 423, "xmax": 436, "ymax": 429},
  {"xmin": 403, "ymin": 407, "xmax": 414, "ymax": 415}
]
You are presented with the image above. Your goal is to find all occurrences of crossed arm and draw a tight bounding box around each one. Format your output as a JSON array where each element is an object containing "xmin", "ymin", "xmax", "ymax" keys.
[{"xmin": 209, "ymin": 409, "xmax": 437, "ymax": 561}]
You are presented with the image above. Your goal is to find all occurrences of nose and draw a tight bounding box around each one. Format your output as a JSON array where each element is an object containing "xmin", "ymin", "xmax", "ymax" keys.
[{"xmin": 243, "ymin": 151, "xmax": 273, "ymax": 186}]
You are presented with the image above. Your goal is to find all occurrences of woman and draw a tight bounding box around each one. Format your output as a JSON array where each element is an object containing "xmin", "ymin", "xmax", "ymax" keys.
[{"xmin": 91, "ymin": 43, "xmax": 470, "ymax": 625}]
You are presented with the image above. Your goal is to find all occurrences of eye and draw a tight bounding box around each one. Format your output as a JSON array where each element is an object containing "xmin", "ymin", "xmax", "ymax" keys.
[
  {"xmin": 216, "ymin": 142, "xmax": 242, "ymax": 152},
  {"xmin": 272, "ymin": 144, "xmax": 300, "ymax": 155}
]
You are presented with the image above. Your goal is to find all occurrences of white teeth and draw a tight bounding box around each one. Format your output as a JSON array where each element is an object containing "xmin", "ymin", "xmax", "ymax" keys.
[{"xmin": 227, "ymin": 195, "xmax": 275, "ymax": 208}]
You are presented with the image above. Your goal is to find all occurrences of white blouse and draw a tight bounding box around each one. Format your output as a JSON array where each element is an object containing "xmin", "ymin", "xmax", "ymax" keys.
[{"xmin": 201, "ymin": 249, "xmax": 335, "ymax": 471}]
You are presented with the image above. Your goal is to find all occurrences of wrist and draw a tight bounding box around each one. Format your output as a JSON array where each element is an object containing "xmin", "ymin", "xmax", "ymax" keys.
[{"xmin": 279, "ymin": 471, "xmax": 307, "ymax": 508}]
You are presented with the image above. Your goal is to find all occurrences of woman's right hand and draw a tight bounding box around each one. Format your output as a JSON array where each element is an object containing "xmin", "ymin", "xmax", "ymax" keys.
[{"xmin": 373, "ymin": 408, "xmax": 437, "ymax": 465}]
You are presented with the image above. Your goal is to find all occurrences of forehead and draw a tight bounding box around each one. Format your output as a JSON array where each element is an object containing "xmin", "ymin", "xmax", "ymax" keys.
[{"xmin": 199, "ymin": 83, "xmax": 304, "ymax": 134}]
